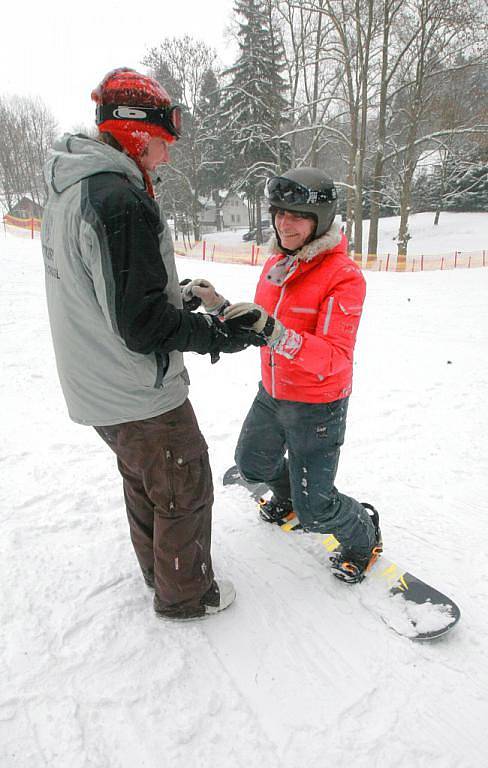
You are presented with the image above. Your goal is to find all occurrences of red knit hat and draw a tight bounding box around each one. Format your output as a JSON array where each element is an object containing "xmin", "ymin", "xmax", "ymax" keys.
[{"xmin": 91, "ymin": 67, "xmax": 180, "ymax": 159}]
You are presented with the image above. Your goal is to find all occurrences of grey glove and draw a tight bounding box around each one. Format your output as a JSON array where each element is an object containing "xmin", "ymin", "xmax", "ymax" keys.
[
  {"xmin": 223, "ymin": 302, "xmax": 285, "ymax": 346},
  {"xmin": 181, "ymin": 279, "xmax": 229, "ymax": 315}
]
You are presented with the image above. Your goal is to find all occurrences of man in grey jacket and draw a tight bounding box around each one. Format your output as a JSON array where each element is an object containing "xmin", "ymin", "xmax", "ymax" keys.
[{"xmin": 41, "ymin": 67, "xmax": 261, "ymax": 620}]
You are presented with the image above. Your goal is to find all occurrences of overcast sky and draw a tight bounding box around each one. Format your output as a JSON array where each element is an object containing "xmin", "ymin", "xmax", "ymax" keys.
[{"xmin": 2, "ymin": 0, "xmax": 235, "ymax": 133}]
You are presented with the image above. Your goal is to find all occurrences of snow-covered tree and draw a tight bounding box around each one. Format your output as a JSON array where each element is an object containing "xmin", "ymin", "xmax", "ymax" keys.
[
  {"xmin": 0, "ymin": 95, "xmax": 56, "ymax": 211},
  {"xmin": 143, "ymin": 37, "xmax": 218, "ymax": 241},
  {"xmin": 445, "ymin": 148, "xmax": 488, "ymax": 212},
  {"xmin": 385, "ymin": 0, "xmax": 486, "ymax": 256},
  {"xmin": 195, "ymin": 69, "xmax": 232, "ymax": 231},
  {"xmin": 223, "ymin": 0, "xmax": 290, "ymax": 242}
]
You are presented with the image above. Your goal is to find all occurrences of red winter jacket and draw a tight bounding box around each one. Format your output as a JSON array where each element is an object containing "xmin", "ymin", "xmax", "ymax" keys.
[{"xmin": 254, "ymin": 224, "xmax": 366, "ymax": 403}]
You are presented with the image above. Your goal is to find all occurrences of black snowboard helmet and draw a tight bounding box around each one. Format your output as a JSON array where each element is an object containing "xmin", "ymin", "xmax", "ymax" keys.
[{"xmin": 265, "ymin": 167, "xmax": 338, "ymax": 246}]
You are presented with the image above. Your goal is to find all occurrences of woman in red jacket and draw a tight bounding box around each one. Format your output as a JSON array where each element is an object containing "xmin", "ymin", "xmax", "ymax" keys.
[{"xmin": 224, "ymin": 168, "xmax": 382, "ymax": 583}]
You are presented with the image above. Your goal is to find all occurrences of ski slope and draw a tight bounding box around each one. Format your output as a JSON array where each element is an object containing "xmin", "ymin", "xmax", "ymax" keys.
[{"xmin": 1, "ymin": 219, "xmax": 488, "ymax": 767}]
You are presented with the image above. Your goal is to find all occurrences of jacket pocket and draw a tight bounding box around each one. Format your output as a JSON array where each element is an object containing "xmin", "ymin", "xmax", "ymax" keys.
[
  {"xmin": 336, "ymin": 300, "xmax": 362, "ymax": 337},
  {"xmin": 161, "ymin": 439, "xmax": 212, "ymax": 517},
  {"xmin": 129, "ymin": 349, "xmax": 159, "ymax": 388}
]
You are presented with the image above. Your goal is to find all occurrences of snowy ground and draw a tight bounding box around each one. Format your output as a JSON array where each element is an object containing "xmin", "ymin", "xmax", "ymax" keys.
[
  {"xmin": 358, "ymin": 210, "xmax": 487, "ymax": 255},
  {"xmin": 2, "ymin": 221, "xmax": 488, "ymax": 767}
]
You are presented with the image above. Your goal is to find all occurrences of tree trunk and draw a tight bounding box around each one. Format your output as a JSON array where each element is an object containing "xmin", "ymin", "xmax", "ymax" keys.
[
  {"xmin": 346, "ymin": 117, "xmax": 358, "ymax": 245},
  {"xmin": 192, "ymin": 192, "xmax": 201, "ymax": 242},
  {"xmin": 255, "ymin": 194, "xmax": 263, "ymax": 245},
  {"xmin": 346, "ymin": 166, "xmax": 355, "ymax": 245},
  {"xmin": 213, "ymin": 189, "xmax": 223, "ymax": 231},
  {"xmin": 397, "ymin": 164, "xmax": 415, "ymax": 262},
  {"xmin": 353, "ymin": 148, "xmax": 363, "ymax": 257},
  {"xmin": 368, "ymin": 0, "xmax": 393, "ymax": 258},
  {"xmin": 309, "ymin": 6, "xmax": 323, "ymax": 167},
  {"xmin": 397, "ymin": 201, "xmax": 410, "ymax": 258},
  {"xmin": 353, "ymin": 1, "xmax": 372, "ymax": 258},
  {"xmin": 367, "ymin": 153, "xmax": 383, "ymax": 257}
]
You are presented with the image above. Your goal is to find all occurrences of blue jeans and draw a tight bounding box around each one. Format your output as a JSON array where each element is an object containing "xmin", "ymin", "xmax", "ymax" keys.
[{"xmin": 235, "ymin": 383, "xmax": 376, "ymax": 556}]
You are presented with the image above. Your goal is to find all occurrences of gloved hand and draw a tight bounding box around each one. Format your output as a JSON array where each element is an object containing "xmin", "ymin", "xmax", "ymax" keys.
[
  {"xmin": 206, "ymin": 314, "xmax": 267, "ymax": 363},
  {"xmin": 223, "ymin": 302, "xmax": 285, "ymax": 346},
  {"xmin": 181, "ymin": 278, "xmax": 229, "ymax": 315},
  {"xmin": 180, "ymin": 279, "xmax": 202, "ymax": 311}
]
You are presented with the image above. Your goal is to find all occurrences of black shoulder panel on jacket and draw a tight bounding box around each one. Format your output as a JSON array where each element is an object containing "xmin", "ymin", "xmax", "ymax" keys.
[{"xmin": 81, "ymin": 172, "xmax": 215, "ymax": 355}]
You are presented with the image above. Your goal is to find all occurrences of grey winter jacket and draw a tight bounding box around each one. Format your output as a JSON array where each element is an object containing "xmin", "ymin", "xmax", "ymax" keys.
[{"xmin": 41, "ymin": 134, "xmax": 215, "ymax": 426}]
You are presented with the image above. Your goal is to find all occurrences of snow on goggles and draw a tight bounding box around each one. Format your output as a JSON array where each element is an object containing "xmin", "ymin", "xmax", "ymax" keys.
[
  {"xmin": 265, "ymin": 176, "xmax": 337, "ymax": 205},
  {"xmin": 95, "ymin": 103, "xmax": 182, "ymax": 139}
]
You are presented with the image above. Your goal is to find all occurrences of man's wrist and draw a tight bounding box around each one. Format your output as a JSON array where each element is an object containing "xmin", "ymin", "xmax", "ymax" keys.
[{"xmin": 206, "ymin": 298, "xmax": 231, "ymax": 316}]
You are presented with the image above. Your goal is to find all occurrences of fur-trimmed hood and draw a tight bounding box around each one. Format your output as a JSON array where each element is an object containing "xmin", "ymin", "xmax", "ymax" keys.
[
  {"xmin": 265, "ymin": 222, "xmax": 344, "ymax": 286},
  {"xmin": 267, "ymin": 221, "xmax": 342, "ymax": 263}
]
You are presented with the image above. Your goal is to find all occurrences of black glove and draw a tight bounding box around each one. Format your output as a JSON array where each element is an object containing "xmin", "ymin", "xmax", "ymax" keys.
[
  {"xmin": 179, "ymin": 278, "xmax": 202, "ymax": 312},
  {"xmin": 207, "ymin": 315, "xmax": 266, "ymax": 363},
  {"xmin": 223, "ymin": 303, "xmax": 285, "ymax": 346}
]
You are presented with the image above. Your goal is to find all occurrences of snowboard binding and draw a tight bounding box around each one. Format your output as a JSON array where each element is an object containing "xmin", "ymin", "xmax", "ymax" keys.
[
  {"xmin": 258, "ymin": 497, "xmax": 302, "ymax": 528},
  {"xmin": 329, "ymin": 503, "xmax": 383, "ymax": 584}
]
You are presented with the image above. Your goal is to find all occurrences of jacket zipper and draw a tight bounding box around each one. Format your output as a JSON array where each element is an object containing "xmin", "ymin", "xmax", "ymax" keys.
[
  {"xmin": 154, "ymin": 351, "xmax": 169, "ymax": 388},
  {"xmin": 271, "ymin": 283, "xmax": 288, "ymax": 398}
]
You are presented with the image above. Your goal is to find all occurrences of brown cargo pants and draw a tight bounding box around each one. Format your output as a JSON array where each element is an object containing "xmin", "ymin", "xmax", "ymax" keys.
[{"xmin": 94, "ymin": 399, "xmax": 215, "ymax": 615}]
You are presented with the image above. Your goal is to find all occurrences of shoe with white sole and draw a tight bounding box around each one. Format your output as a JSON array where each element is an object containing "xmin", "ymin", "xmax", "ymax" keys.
[{"xmin": 154, "ymin": 579, "xmax": 236, "ymax": 620}]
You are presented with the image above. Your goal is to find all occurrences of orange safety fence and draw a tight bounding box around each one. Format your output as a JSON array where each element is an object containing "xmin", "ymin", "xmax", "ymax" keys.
[
  {"xmin": 3, "ymin": 214, "xmax": 42, "ymax": 238},
  {"xmin": 174, "ymin": 239, "xmax": 266, "ymax": 266},
  {"xmin": 3, "ymin": 220, "xmax": 486, "ymax": 271},
  {"xmin": 175, "ymin": 238, "xmax": 488, "ymax": 272},
  {"xmin": 354, "ymin": 250, "xmax": 488, "ymax": 272}
]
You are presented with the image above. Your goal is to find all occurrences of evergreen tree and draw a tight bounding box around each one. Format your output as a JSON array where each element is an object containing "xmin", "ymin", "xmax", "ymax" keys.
[
  {"xmin": 195, "ymin": 69, "xmax": 232, "ymax": 231},
  {"xmin": 446, "ymin": 148, "xmax": 488, "ymax": 212},
  {"xmin": 411, "ymin": 170, "xmax": 441, "ymax": 213},
  {"xmin": 143, "ymin": 37, "xmax": 217, "ymax": 241},
  {"xmin": 410, "ymin": 148, "xmax": 488, "ymax": 218},
  {"xmin": 223, "ymin": 0, "xmax": 290, "ymax": 241}
]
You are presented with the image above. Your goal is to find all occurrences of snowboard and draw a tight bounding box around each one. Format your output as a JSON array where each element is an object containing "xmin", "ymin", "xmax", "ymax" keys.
[{"xmin": 222, "ymin": 465, "xmax": 461, "ymax": 641}]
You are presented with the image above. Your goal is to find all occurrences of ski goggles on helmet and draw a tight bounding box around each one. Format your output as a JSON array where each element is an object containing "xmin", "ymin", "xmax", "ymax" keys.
[
  {"xmin": 265, "ymin": 176, "xmax": 337, "ymax": 205},
  {"xmin": 95, "ymin": 103, "xmax": 183, "ymax": 139}
]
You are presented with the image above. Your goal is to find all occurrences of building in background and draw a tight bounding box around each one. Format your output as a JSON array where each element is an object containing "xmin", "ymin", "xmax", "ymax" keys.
[
  {"xmin": 8, "ymin": 197, "xmax": 44, "ymax": 220},
  {"xmin": 199, "ymin": 193, "xmax": 250, "ymax": 233}
]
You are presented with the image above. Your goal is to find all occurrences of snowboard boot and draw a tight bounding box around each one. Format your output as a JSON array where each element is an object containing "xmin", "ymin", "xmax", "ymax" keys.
[
  {"xmin": 329, "ymin": 503, "xmax": 383, "ymax": 584},
  {"xmin": 153, "ymin": 579, "xmax": 236, "ymax": 621},
  {"xmin": 258, "ymin": 496, "xmax": 300, "ymax": 527}
]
